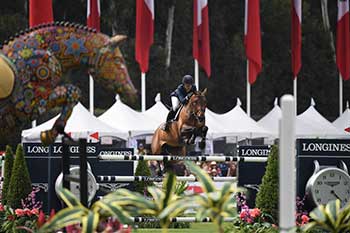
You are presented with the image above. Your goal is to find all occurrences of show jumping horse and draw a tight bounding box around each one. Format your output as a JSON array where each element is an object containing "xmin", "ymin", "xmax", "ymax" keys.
[
  {"xmin": 151, "ymin": 90, "xmax": 208, "ymax": 174},
  {"xmin": 0, "ymin": 22, "xmax": 136, "ymax": 145}
]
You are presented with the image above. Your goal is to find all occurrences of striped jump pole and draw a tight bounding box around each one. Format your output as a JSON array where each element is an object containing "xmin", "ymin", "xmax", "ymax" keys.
[
  {"xmin": 131, "ymin": 217, "xmax": 235, "ymax": 223},
  {"xmin": 98, "ymin": 175, "xmax": 237, "ymax": 182},
  {"xmin": 98, "ymin": 154, "xmax": 267, "ymax": 163}
]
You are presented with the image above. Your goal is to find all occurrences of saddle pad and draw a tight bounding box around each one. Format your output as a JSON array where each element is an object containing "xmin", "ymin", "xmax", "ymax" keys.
[{"xmin": 0, "ymin": 56, "xmax": 15, "ymax": 99}]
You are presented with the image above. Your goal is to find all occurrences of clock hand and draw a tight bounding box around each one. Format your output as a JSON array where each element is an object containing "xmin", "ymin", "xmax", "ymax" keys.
[{"xmin": 331, "ymin": 190, "xmax": 343, "ymax": 202}]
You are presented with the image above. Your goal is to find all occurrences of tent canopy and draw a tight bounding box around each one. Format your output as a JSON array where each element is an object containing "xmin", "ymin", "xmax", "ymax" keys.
[
  {"xmin": 22, "ymin": 102, "xmax": 127, "ymax": 142},
  {"xmin": 142, "ymin": 93, "xmax": 169, "ymax": 129},
  {"xmin": 333, "ymin": 102, "xmax": 350, "ymax": 134}
]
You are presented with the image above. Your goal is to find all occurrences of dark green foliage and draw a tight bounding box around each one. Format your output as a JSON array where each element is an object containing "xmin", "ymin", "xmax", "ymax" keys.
[
  {"xmin": 256, "ymin": 145, "xmax": 279, "ymax": 223},
  {"xmin": 6, "ymin": 144, "xmax": 32, "ymax": 209},
  {"xmin": 2, "ymin": 145, "xmax": 14, "ymax": 204},
  {"xmin": 134, "ymin": 160, "xmax": 153, "ymax": 194}
]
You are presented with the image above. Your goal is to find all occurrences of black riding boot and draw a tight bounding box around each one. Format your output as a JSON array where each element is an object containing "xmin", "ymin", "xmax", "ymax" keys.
[{"xmin": 162, "ymin": 110, "xmax": 175, "ymax": 131}]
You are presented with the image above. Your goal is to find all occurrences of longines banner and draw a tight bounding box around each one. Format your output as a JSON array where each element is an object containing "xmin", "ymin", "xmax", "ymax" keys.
[
  {"xmin": 237, "ymin": 145, "xmax": 271, "ymax": 187},
  {"xmin": 297, "ymin": 139, "xmax": 350, "ymax": 156},
  {"xmin": 23, "ymin": 143, "xmax": 133, "ymax": 157}
]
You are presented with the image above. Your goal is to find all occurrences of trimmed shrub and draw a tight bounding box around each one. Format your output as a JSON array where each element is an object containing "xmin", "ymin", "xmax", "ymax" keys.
[
  {"xmin": 255, "ymin": 145, "xmax": 279, "ymax": 223},
  {"xmin": 134, "ymin": 160, "xmax": 153, "ymax": 194},
  {"xmin": 2, "ymin": 145, "xmax": 14, "ymax": 204},
  {"xmin": 6, "ymin": 144, "xmax": 32, "ymax": 209}
]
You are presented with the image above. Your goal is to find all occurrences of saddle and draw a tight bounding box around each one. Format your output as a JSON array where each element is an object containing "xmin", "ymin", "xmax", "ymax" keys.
[{"xmin": 0, "ymin": 55, "xmax": 15, "ymax": 99}]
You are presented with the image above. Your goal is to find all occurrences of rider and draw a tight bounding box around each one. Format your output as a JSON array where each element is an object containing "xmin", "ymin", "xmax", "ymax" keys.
[{"xmin": 162, "ymin": 74, "xmax": 197, "ymax": 131}]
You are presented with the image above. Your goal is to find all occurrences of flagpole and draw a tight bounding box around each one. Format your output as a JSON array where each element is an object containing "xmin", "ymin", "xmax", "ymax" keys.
[
  {"xmin": 194, "ymin": 59, "xmax": 199, "ymax": 89},
  {"xmin": 89, "ymin": 75, "xmax": 94, "ymax": 114},
  {"xmin": 293, "ymin": 77, "xmax": 297, "ymax": 114},
  {"xmin": 141, "ymin": 72, "xmax": 146, "ymax": 112},
  {"xmin": 246, "ymin": 62, "xmax": 251, "ymax": 117},
  {"xmin": 339, "ymin": 74, "xmax": 343, "ymax": 115}
]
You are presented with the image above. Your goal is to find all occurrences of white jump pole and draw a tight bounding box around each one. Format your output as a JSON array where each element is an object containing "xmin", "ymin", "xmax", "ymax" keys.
[
  {"xmin": 98, "ymin": 175, "xmax": 237, "ymax": 182},
  {"xmin": 98, "ymin": 154, "xmax": 268, "ymax": 163},
  {"xmin": 89, "ymin": 75, "xmax": 94, "ymax": 114},
  {"xmin": 279, "ymin": 95, "xmax": 296, "ymax": 233},
  {"xmin": 130, "ymin": 217, "xmax": 235, "ymax": 223},
  {"xmin": 194, "ymin": 59, "xmax": 199, "ymax": 89},
  {"xmin": 141, "ymin": 72, "xmax": 146, "ymax": 112}
]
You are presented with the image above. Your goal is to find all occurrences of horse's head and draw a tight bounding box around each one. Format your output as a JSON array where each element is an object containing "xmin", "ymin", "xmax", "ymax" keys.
[
  {"xmin": 92, "ymin": 35, "xmax": 137, "ymax": 103},
  {"xmin": 187, "ymin": 89, "xmax": 207, "ymax": 124}
]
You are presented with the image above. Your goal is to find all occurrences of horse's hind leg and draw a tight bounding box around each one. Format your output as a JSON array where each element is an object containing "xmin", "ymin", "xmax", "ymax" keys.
[{"xmin": 40, "ymin": 84, "xmax": 81, "ymax": 145}]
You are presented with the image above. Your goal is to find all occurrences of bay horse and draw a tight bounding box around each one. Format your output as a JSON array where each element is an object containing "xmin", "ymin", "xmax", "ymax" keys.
[
  {"xmin": 151, "ymin": 90, "xmax": 208, "ymax": 174},
  {"xmin": 0, "ymin": 22, "xmax": 136, "ymax": 145}
]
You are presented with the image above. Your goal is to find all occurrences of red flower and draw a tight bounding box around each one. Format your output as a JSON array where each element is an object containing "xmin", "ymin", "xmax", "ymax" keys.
[
  {"xmin": 0, "ymin": 204, "xmax": 4, "ymax": 211},
  {"xmin": 7, "ymin": 215, "xmax": 15, "ymax": 221},
  {"xmin": 37, "ymin": 210, "xmax": 46, "ymax": 228},
  {"xmin": 301, "ymin": 214, "xmax": 309, "ymax": 224},
  {"xmin": 15, "ymin": 208, "xmax": 25, "ymax": 217},
  {"xmin": 49, "ymin": 209, "xmax": 56, "ymax": 220},
  {"xmin": 239, "ymin": 210, "xmax": 248, "ymax": 220},
  {"xmin": 24, "ymin": 208, "xmax": 32, "ymax": 216},
  {"xmin": 250, "ymin": 208, "xmax": 261, "ymax": 218}
]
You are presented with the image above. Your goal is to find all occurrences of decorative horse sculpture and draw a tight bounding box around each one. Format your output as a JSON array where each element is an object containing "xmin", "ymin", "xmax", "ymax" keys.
[
  {"xmin": 151, "ymin": 90, "xmax": 208, "ymax": 174},
  {"xmin": 0, "ymin": 22, "xmax": 137, "ymax": 145}
]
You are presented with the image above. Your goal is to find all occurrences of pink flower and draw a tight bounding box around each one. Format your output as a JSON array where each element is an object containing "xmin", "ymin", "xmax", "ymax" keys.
[
  {"xmin": 250, "ymin": 208, "xmax": 261, "ymax": 218},
  {"xmin": 37, "ymin": 210, "xmax": 46, "ymax": 228},
  {"xmin": 24, "ymin": 208, "xmax": 32, "ymax": 216},
  {"xmin": 239, "ymin": 210, "xmax": 248, "ymax": 220},
  {"xmin": 0, "ymin": 204, "xmax": 4, "ymax": 211},
  {"xmin": 15, "ymin": 208, "xmax": 25, "ymax": 217},
  {"xmin": 301, "ymin": 214, "xmax": 309, "ymax": 224},
  {"xmin": 246, "ymin": 217, "xmax": 253, "ymax": 223},
  {"xmin": 31, "ymin": 208, "xmax": 39, "ymax": 215}
]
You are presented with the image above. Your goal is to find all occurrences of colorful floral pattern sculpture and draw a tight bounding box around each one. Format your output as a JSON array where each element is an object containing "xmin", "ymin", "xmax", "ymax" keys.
[{"xmin": 0, "ymin": 22, "xmax": 137, "ymax": 144}]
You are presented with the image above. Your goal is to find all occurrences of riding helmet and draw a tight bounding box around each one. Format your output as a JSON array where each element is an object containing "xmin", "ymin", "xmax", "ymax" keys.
[{"xmin": 182, "ymin": 75, "xmax": 194, "ymax": 85}]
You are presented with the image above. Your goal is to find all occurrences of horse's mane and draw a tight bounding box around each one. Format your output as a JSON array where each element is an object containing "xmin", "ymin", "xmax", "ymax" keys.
[{"xmin": 0, "ymin": 21, "xmax": 98, "ymax": 49}]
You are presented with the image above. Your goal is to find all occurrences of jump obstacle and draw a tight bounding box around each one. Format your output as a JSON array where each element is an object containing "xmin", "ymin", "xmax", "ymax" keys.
[
  {"xmin": 130, "ymin": 217, "xmax": 235, "ymax": 223},
  {"xmin": 98, "ymin": 154, "xmax": 268, "ymax": 163},
  {"xmin": 98, "ymin": 175, "xmax": 237, "ymax": 182}
]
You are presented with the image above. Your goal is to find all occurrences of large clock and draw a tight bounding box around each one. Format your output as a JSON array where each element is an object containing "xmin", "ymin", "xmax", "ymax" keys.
[
  {"xmin": 55, "ymin": 165, "xmax": 99, "ymax": 204},
  {"xmin": 305, "ymin": 160, "xmax": 350, "ymax": 208}
]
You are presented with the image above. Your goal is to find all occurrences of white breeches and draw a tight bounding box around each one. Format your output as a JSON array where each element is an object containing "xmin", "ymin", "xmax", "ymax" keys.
[{"xmin": 171, "ymin": 96, "xmax": 180, "ymax": 111}]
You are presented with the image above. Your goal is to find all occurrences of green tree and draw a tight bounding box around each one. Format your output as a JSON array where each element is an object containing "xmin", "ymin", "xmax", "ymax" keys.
[
  {"xmin": 2, "ymin": 145, "xmax": 14, "ymax": 204},
  {"xmin": 134, "ymin": 160, "xmax": 153, "ymax": 194},
  {"xmin": 255, "ymin": 145, "xmax": 279, "ymax": 223},
  {"xmin": 6, "ymin": 144, "xmax": 32, "ymax": 209}
]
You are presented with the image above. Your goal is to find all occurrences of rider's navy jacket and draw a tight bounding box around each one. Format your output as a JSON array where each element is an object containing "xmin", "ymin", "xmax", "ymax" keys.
[{"xmin": 170, "ymin": 84, "xmax": 197, "ymax": 104}]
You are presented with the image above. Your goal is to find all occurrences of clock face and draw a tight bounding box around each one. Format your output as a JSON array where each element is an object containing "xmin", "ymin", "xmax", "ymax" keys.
[
  {"xmin": 55, "ymin": 167, "xmax": 98, "ymax": 203},
  {"xmin": 309, "ymin": 168, "xmax": 350, "ymax": 208}
]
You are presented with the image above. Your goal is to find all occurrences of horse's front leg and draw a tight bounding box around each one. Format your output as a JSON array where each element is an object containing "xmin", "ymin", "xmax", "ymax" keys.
[
  {"xmin": 40, "ymin": 84, "xmax": 81, "ymax": 145},
  {"xmin": 198, "ymin": 126, "xmax": 208, "ymax": 150}
]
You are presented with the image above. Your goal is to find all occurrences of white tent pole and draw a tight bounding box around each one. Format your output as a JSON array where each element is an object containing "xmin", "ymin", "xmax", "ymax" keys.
[
  {"xmin": 31, "ymin": 120, "xmax": 36, "ymax": 128},
  {"xmin": 246, "ymin": 62, "xmax": 251, "ymax": 117},
  {"xmin": 194, "ymin": 59, "xmax": 199, "ymax": 89},
  {"xmin": 279, "ymin": 94, "xmax": 296, "ymax": 233},
  {"xmin": 89, "ymin": 75, "xmax": 94, "ymax": 114},
  {"xmin": 293, "ymin": 77, "xmax": 297, "ymax": 114},
  {"xmin": 339, "ymin": 74, "xmax": 343, "ymax": 115},
  {"xmin": 141, "ymin": 72, "xmax": 146, "ymax": 112}
]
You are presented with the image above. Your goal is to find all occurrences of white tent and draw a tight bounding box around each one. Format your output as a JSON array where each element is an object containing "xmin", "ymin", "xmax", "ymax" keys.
[
  {"xmin": 296, "ymin": 99, "xmax": 349, "ymax": 138},
  {"xmin": 209, "ymin": 98, "xmax": 271, "ymax": 139},
  {"xmin": 258, "ymin": 98, "xmax": 349, "ymax": 138},
  {"xmin": 98, "ymin": 95, "xmax": 159, "ymax": 137},
  {"xmin": 142, "ymin": 93, "xmax": 169, "ymax": 128},
  {"xmin": 257, "ymin": 98, "xmax": 281, "ymax": 137},
  {"xmin": 333, "ymin": 102, "xmax": 350, "ymax": 134},
  {"xmin": 22, "ymin": 102, "xmax": 127, "ymax": 142}
]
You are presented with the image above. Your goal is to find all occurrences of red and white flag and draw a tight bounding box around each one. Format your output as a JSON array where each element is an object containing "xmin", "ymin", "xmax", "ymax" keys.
[
  {"xmin": 291, "ymin": 0, "xmax": 302, "ymax": 77},
  {"xmin": 193, "ymin": 0, "xmax": 211, "ymax": 77},
  {"xmin": 336, "ymin": 0, "xmax": 350, "ymax": 81},
  {"xmin": 244, "ymin": 0, "xmax": 262, "ymax": 84},
  {"xmin": 87, "ymin": 0, "xmax": 100, "ymax": 32},
  {"xmin": 29, "ymin": 0, "xmax": 53, "ymax": 27},
  {"xmin": 135, "ymin": 0, "xmax": 154, "ymax": 73},
  {"xmin": 89, "ymin": 132, "xmax": 99, "ymax": 142}
]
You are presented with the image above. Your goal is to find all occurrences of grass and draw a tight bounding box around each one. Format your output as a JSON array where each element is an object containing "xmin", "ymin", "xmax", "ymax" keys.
[{"xmin": 134, "ymin": 223, "xmax": 229, "ymax": 233}]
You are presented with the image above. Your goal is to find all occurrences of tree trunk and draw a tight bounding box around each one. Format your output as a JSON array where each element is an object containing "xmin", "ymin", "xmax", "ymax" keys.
[
  {"xmin": 320, "ymin": 0, "xmax": 336, "ymax": 63},
  {"xmin": 165, "ymin": 0, "xmax": 176, "ymax": 69}
]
